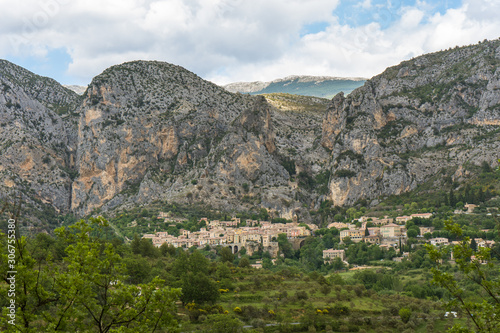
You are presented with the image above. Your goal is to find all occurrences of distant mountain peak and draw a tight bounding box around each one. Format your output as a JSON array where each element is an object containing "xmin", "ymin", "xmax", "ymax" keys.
[
  {"xmin": 271, "ymin": 75, "xmax": 367, "ymax": 83},
  {"xmin": 63, "ymin": 85, "xmax": 87, "ymax": 95},
  {"xmin": 223, "ymin": 75, "xmax": 367, "ymax": 99}
]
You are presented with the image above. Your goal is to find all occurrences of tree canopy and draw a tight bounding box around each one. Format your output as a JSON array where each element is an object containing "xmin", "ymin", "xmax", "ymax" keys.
[
  {"xmin": 0, "ymin": 217, "xmax": 181, "ymax": 333},
  {"xmin": 426, "ymin": 219, "xmax": 500, "ymax": 332}
]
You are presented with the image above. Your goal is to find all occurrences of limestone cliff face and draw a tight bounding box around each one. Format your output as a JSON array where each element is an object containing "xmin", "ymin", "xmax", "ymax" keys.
[
  {"xmin": 0, "ymin": 60, "xmax": 80, "ymax": 226},
  {"xmin": 71, "ymin": 61, "xmax": 291, "ymax": 215},
  {"xmin": 321, "ymin": 39, "xmax": 500, "ymax": 206}
]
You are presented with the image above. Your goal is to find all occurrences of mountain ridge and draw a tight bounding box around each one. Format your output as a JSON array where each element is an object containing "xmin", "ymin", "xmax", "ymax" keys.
[
  {"xmin": 224, "ymin": 75, "xmax": 367, "ymax": 98},
  {"xmin": 0, "ymin": 39, "xmax": 499, "ymax": 233}
]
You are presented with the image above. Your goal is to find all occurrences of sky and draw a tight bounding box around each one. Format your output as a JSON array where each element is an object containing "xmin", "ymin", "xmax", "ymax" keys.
[{"xmin": 0, "ymin": 0, "xmax": 499, "ymax": 86}]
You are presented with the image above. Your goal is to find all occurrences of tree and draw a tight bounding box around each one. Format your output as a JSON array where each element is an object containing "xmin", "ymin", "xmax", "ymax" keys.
[
  {"xmin": 449, "ymin": 189, "xmax": 457, "ymax": 208},
  {"xmin": 331, "ymin": 257, "xmax": 345, "ymax": 271},
  {"xmin": 216, "ymin": 263, "xmax": 232, "ymax": 280},
  {"xmin": 481, "ymin": 161, "xmax": 492, "ymax": 173},
  {"xmin": 346, "ymin": 208, "xmax": 357, "ymax": 221},
  {"xmin": 407, "ymin": 228, "xmax": 418, "ymax": 239},
  {"xmin": 277, "ymin": 233, "xmax": 294, "ymax": 259},
  {"xmin": 320, "ymin": 284, "xmax": 331, "ymax": 296},
  {"xmin": 124, "ymin": 256, "xmax": 152, "ymax": 284},
  {"xmin": 219, "ymin": 247, "xmax": 234, "ymax": 263},
  {"xmin": 258, "ymin": 208, "xmax": 269, "ymax": 221},
  {"xmin": 399, "ymin": 308, "xmax": 412, "ymax": 323},
  {"xmin": 300, "ymin": 237, "xmax": 324, "ymax": 270},
  {"xmin": 203, "ymin": 314, "xmax": 243, "ymax": 333},
  {"xmin": 160, "ymin": 242, "xmax": 176, "ymax": 256},
  {"xmin": 189, "ymin": 250, "xmax": 209, "ymax": 275},
  {"xmin": 131, "ymin": 234, "xmax": 159, "ymax": 258},
  {"xmin": 172, "ymin": 250, "xmax": 190, "ymax": 278},
  {"xmin": 0, "ymin": 217, "xmax": 181, "ymax": 332},
  {"xmin": 426, "ymin": 219, "xmax": 500, "ymax": 332},
  {"xmin": 180, "ymin": 272, "xmax": 219, "ymax": 305},
  {"xmin": 470, "ymin": 238, "xmax": 478, "ymax": 251},
  {"xmin": 238, "ymin": 257, "xmax": 250, "ymax": 268},
  {"xmin": 262, "ymin": 258, "xmax": 273, "ymax": 269}
]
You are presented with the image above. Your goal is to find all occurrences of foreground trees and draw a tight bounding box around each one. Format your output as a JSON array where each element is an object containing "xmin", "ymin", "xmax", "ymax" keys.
[
  {"xmin": 0, "ymin": 217, "xmax": 180, "ymax": 332},
  {"xmin": 427, "ymin": 219, "xmax": 500, "ymax": 332}
]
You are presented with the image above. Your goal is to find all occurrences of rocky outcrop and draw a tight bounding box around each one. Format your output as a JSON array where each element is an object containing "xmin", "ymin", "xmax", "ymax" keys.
[
  {"xmin": 71, "ymin": 61, "xmax": 294, "ymax": 215},
  {"xmin": 0, "ymin": 60, "xmax": 81, "ymax": 226},
  {"xmin": 321, "ymin": 39, "xmax": 500, "ymax": 206}
]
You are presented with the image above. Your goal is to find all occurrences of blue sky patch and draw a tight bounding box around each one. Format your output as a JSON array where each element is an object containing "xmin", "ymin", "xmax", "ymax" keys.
[
  {"xmin": 300, "ymin": 21, "xmax": 331, "ymax": 37},
  {"xmin": 333, "ymin": 0, "xmax": 463, "ymax": 29},
  {"xmin": 6, "ymin": 48, "xmax": 74, "ymax": 84}
]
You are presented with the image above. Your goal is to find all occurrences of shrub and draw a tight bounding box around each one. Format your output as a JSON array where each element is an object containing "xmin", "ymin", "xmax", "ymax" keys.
[
  {"xmin": 296, "ymin": 290, "xmax": 309, "ymax": 300},
  {"xmin": 399, "ymin": 307, "xmax": 412, "ymax": 324},
  {"xmin": 334, "ymin": 169, "xmax": 357, "ymax": 178}
]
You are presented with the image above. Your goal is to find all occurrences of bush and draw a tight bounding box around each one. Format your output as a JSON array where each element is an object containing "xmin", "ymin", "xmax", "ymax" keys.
[
  {"xmin": 296, "ymin": 290, "xmax": 309, "ymax": 300},
  {"xmin": 334, "ymin": 169, "xmax": 357, "ymax": 178},
  {"xmin": 399, "ymin": 307, "xmax": 412, "ymax": 324},
  {"xmin": 203, "ymin": 314, "xmax": 243, "ymax": 333}
]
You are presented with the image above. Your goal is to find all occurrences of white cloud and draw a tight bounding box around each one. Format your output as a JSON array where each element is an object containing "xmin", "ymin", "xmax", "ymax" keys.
[
  {"xmin": 0, "ymin": 0, "xmax": 499, "ymax": 85},
  {"xmin": 358, "ymin": 0, "xmax": 372, "ymax": 10}
]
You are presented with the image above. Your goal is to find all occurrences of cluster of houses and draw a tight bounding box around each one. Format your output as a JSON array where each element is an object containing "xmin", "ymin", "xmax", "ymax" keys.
[
  {"xmin": 328, "ymin": 213, "xmax": 434, "ymax": 248},
  {"xmin": 321, "ymin": 210, "xmax": 496, "ymax": 265},
  {"xmin": 428, "ymin": 237, "xmax": 496, "ymax": 249},
  {"xmin": 143, "ymin": 210, "xmax": 496, "ymax": 264},
  {"xmin": 142, "ymin": 217, "xmax": 317, "ymax": 257}
]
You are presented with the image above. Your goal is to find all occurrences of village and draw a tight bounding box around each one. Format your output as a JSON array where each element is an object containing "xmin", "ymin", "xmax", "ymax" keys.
[{"xmin": 141, "ymin": 208, "xmax": 498, "ymax": 267}]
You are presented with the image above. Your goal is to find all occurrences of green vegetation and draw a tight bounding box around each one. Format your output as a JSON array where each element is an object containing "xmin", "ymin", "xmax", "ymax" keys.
[
  {"xmin": 263, "ymin": 93, "xmax": 330, "ymax": 113},
  {"xmin": 427, "ymin": 220, "xmax": 500, "ymax": 332},
  {"xmin": 377, "ymin": 119, "xmax": 414, "ymax": 140},
  {"xmin": 280, "ymin": 156, "xmax": 296, "ymax": 176},
  {"xmin": 336, "ymin": 150, "xmax": 365, "ymax": 166},
  {"xmin": 0, "ymin": 217, "xmax": 180, "ymax": 332},
  {"xmin": 2, "ymin": 175, "xmax": 499, "ymax": 332},
  {"xmin": 334, "ymin": 169, "xmax": 357, "ymax": 178}
]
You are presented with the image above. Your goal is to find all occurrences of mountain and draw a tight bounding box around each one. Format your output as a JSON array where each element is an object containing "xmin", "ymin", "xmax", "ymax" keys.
[
  {"xmin": 63, "ymin": 85, "xmax": 87, "ymax": 95},
  {"xmin": 70, "ymin": 62, "xmax": 335, "ymax": 220},
  {"xmin": 72, "ymin": 61, "xmax": 281, "ymax": 215},
  {"xmin": 321, "ymin": 39, "xmax": 500, "ymax": 206},
  {"xmin": 0, "ymin": 60, "xmax": 81, "ymax": 230},
  {"xmin": 223, "ymin": 75, "xmax": 366, "ymax": 99},
  {"xmin": 0, "ymin": 38, "xmax": 499, "ymax": 233}
]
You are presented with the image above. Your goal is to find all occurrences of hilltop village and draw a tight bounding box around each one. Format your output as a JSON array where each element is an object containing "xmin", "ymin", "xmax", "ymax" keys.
[{"xmin": 142, "ymin": 209, "xmax": 496, "ymax": 266}]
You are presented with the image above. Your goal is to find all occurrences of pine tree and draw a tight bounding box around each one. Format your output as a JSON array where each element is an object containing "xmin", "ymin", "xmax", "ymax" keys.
[
  {"xmin": 470, "ymin": 238, "xmax": 478, "ymax": 251},
  {"xmin": 449, "ymin": 189, "xmax": 457, "ymax": 208}
]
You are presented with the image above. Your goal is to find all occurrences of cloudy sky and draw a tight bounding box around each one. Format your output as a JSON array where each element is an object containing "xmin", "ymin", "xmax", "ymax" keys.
[{"xmin": 1, "ymin": 0, "xmax": 499, "ymax": 86}]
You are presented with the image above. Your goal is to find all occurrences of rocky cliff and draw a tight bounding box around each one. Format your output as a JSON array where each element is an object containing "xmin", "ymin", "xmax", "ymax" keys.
[
  {"xmin": 321, "ymin": 39, "xmax": 500, "ymax": 206},
  {"xmin": 1, "ymin": 39, "xmax": 499, "ymax": 231},
  {"xmin": 0, "ymin": 60, "xmax": 81, "ymax": 227},
  {"xmin": 71, "ymin": 61, "xmax": 302, "ymax": 216}
]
